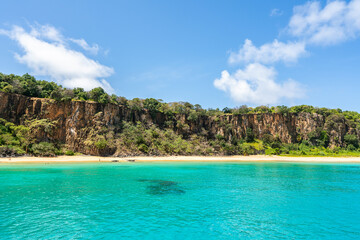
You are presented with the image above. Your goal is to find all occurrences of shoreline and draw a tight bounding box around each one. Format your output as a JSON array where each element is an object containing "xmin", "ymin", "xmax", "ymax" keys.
[{"xmin": 1, "ymin": 155, "xmax": 360, "ymax": 163}]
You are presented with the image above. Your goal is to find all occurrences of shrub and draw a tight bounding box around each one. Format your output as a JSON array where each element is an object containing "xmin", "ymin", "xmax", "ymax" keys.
[
  {"xmin": 280, "ymin": 147, "xmax": 289, "ymax": 154},
  {"xmin": 95, "ymin": 139, "xmax": 108, "ymax": 150},
  {"xmin": 138, "ymin": 144, "xmax": 149, "ymax": 153},
  {"xmin": 0, "ymin": 146, "xmax": 24, "ymax": 157},
  {"xmin": 344, "ymin": 134, "xmax": 359, "ymax": 148},
  {"xmin": 271, "ymin": 141, "xmax": 282, "ymax": 149},
  {"xmin": 55, "ymin": 148, "xmax": 64, "ymax": 155},
  {"xmin": 65, "ymin": 150, "xmax": 75, "ymax": 156},
  {"xmin": 265, "ymin": 148, "xmax": 275, "ymax": 155},
  {"xmin": 262, "ymin": 134, "xmax": 274, "ymax": 145},
  {"xmin": 347, "ymin": 144, "xmax": 357, "ymax": 151},
  {"xmin": 31, "ymin": 142, "xmax": 56, "ymax": 156},
  {"xmin": 216, "ymin": 134, "xmax": 224, "ymax": 141},
  {"xmin": 241, "ymin": 144, "xmax": 254, "ymax": 155}
]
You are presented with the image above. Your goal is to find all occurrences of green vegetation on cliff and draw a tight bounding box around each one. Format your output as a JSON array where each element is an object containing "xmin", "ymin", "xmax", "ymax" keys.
[
  {"xmin": 3, "ymin": 72, "xmax": 360, "ymax": 120},
  {"xmin": 1, "ymin": 73, "xmax": 360, "ymax": 157},
  {"xmin": 0, "ymin": 118, "xmax": 62, "ymax": 157}
]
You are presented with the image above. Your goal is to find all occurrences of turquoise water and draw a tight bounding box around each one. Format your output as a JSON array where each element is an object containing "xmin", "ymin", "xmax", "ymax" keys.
[{"xmin": 1, "ymin": 162, "xmax": 360, "ymax": 239}]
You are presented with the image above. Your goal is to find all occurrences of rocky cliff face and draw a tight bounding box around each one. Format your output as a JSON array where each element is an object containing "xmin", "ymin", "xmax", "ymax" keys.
[{"xmin": 0, "ymin": 92, "xmax": 356, "ymax": 155}]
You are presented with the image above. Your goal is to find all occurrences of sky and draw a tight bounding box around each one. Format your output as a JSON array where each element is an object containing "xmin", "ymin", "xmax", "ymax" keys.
[{"xmin": 1, "ymin": 0, "xmax": 360, "ymax": 111}]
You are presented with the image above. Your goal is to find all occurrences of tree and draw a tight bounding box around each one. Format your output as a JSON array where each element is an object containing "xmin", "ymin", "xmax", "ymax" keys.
[
  {"xmin": 233, "ymin": 105, "xmax": 250, "ymax": 115},
  {"xmin": 344, "ymin": 134, "xmax": 359, "ymax": 148},
  {"xmin": 50, "ymin": 88, "xmax": 63, "ymax": 101},
  {"xmin": 246, "ymin": 128, "xmax": 255, "ymax": 142},
  {"xmin": 89, "ymin": 87, "xmax": 106, "ymax": 102},
  {"xmin": 61, "ymin": 89, "xmax": 75, "ymax": 101},
  {"xmin": 254, "ymin": 105, "xmax": 270, "ymax": 113},
  {"xmin": 222, "ymin": 107, "xmax": 232, "ymax": 114},
  {"xmin": 194, "ymin": 104, "xmax": 202, "ymax": 111},
  {"xmin": 262, "ymin": 133, "xmax": 274, "ymax": 145},
  {"xmin": 21, "ymin": 73, "xmax": 41, "ymax": 97},
  {"xmin": 187, "ymin": 110, "xmax": 199, "ymax": 122},
  {"xmin": 128, "ymin": 98, "xmax": 143, "ymax": 111},
  {"xmin": 110, "ymin": 94, "xmax": 118, "ymax": 104},
  {"xmin": 308, "ymin": 128, "xmax": 329, "ymax": 147},
  {"xmin": 144, "ymin": 98, "xmax": 162, "ymax": 112},
  {"xmin": 73, "ymin": 88, "xmax": 88, "ymax": 100},
  {"xmin": 116, "ymin": 96, "xmax": 128, "ymax": 106},
  {"xmin": 14, "ymin": 125, "xmax": 31, "ymax": 153},
  {"xmin": 275, "ymin": 105, "xmax": 289, "ymax": 114},
  {"xmin": 39, "ymin": 81, "xmax": 59, "ymax": 98},
  {"xmin": 98, "ymin": 94, "xmax": 109, "ymax": 104}
]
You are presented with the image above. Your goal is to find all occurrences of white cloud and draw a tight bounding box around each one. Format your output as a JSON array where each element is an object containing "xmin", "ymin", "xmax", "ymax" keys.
[
  {"xmin": 0, "ymin": 24, "xmax": 114, "ymax": 92},
  {"xmin": 216, "ymin": 0, "xmax": 360, "ymax": 105},
  {"xmin": 30, "ymin": 24, "xmax": 64, "ymax": 43},
  {"xmin": 69, "ymin": 38, "xmax": 99, "ymax": 55},
  {"xmin": 270, "ymin": 8, "xmax": 283, "ymax": 17},
  {"xmin": 229, "ymin": 39, "xmax": 306, "ymax": 65},
  {"xmin": 214, "ymin": 63, "xmax": 305, "ymax": 105},
  {"xmin": 288, "ymin": 0, "xmax": 360, "ymax": 45}
]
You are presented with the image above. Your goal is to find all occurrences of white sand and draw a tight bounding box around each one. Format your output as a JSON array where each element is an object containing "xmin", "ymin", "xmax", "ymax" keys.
[{"xmin": 1, "ymin": 155, "xmax": 360, "ymax": 163}]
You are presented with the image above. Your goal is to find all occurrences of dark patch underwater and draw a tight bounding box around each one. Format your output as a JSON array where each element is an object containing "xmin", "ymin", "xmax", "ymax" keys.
[{"xmin": 138, "ymin": 179, "xmax": 186, "ymax": 195}]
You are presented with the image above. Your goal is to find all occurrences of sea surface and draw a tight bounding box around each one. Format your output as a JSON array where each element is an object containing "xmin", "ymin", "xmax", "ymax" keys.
[{"xmin": 0, "ymin": 162, "xmax": 360, "ymax": 239}]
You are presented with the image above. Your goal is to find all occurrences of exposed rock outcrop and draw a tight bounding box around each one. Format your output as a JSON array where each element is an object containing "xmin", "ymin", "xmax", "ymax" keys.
[{"xmin": 0, "ymin": 92, "xmax": 357, "ymax": 155}]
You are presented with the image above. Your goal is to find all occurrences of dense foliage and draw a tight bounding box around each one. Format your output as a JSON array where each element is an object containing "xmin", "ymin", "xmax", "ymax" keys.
[
  {"xmin": 0, "ymin": 118, "xmax": 61, "ymax": 157},
  {"xmin": 3, "ymin": 73, "xmax": 360, "ymax": 121},
  {"xmin": 1, "ymin": 73, "xmax": 360, "ymax": 157}
]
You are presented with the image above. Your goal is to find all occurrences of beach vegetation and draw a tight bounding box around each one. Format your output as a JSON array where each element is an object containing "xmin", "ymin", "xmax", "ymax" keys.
[
  {"xmin": 65, "ymin": 150, "xmax": 75, "ymax": 156},
  {"xmin": 31, "ymin": 142, "xmax": 56, "ymax": 157}
]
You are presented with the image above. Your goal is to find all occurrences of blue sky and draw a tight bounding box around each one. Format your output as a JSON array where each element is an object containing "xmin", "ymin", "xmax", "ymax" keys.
[{"xmin": 1, "ymin": 0, "xmax": 360, "ymax": 111}]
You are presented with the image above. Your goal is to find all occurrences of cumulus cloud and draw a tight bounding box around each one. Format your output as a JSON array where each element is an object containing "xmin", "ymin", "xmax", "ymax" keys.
[
  {"xmin": 229, "ymin": 39, "xmax": 306, "ymax": 65},
  {"xmin": 216, "ymin": 0, "xmax": 360, "ymax": 105},
  {"xmin": 288, "ymin": 0, "xmax": 360, "ymax": 45},
  {"xmin": 0, "ymin": 24, "xmax": 114, "ymax": 92},
  {"xmin": 214, "ymin": 63, "xmax": 304, "ymax": 105},
  {"xmin": 221, "ymin": 30, "xmax": 306, "ymax": 105}
]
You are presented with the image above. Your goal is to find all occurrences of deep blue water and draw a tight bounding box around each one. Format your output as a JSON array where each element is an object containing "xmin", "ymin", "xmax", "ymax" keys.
[{"xmin": 0, "ymin": 162, "xmax": 360, "ymax": 239}]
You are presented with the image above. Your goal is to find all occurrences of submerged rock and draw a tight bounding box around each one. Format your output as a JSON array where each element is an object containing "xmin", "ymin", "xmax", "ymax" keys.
[{"xmin": 138, "ymin": 179, "xmax": 186, "ymax": 195}]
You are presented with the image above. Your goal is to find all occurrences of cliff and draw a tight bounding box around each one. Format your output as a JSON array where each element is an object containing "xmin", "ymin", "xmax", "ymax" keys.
[{"xmin": 0, "ymin": 92, "xmax": 357, "ymax": 156}]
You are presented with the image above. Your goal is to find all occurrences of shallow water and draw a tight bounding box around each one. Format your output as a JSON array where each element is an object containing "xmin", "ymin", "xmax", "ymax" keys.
[{"xmin": 0, "ymin": 162, "xmax": 360, "ymax": 239}]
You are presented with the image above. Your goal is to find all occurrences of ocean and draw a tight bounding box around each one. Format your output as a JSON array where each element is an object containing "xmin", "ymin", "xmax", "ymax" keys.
[{"xmin": 0, "ymin": 162, "xmax": 359, "ymax": 239}]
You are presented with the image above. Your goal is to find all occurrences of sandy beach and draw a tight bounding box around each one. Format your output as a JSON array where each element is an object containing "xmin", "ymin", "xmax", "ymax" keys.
[{"xmin": 1, "ymin": 155, "xmax": 360, "ymax": 163}]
